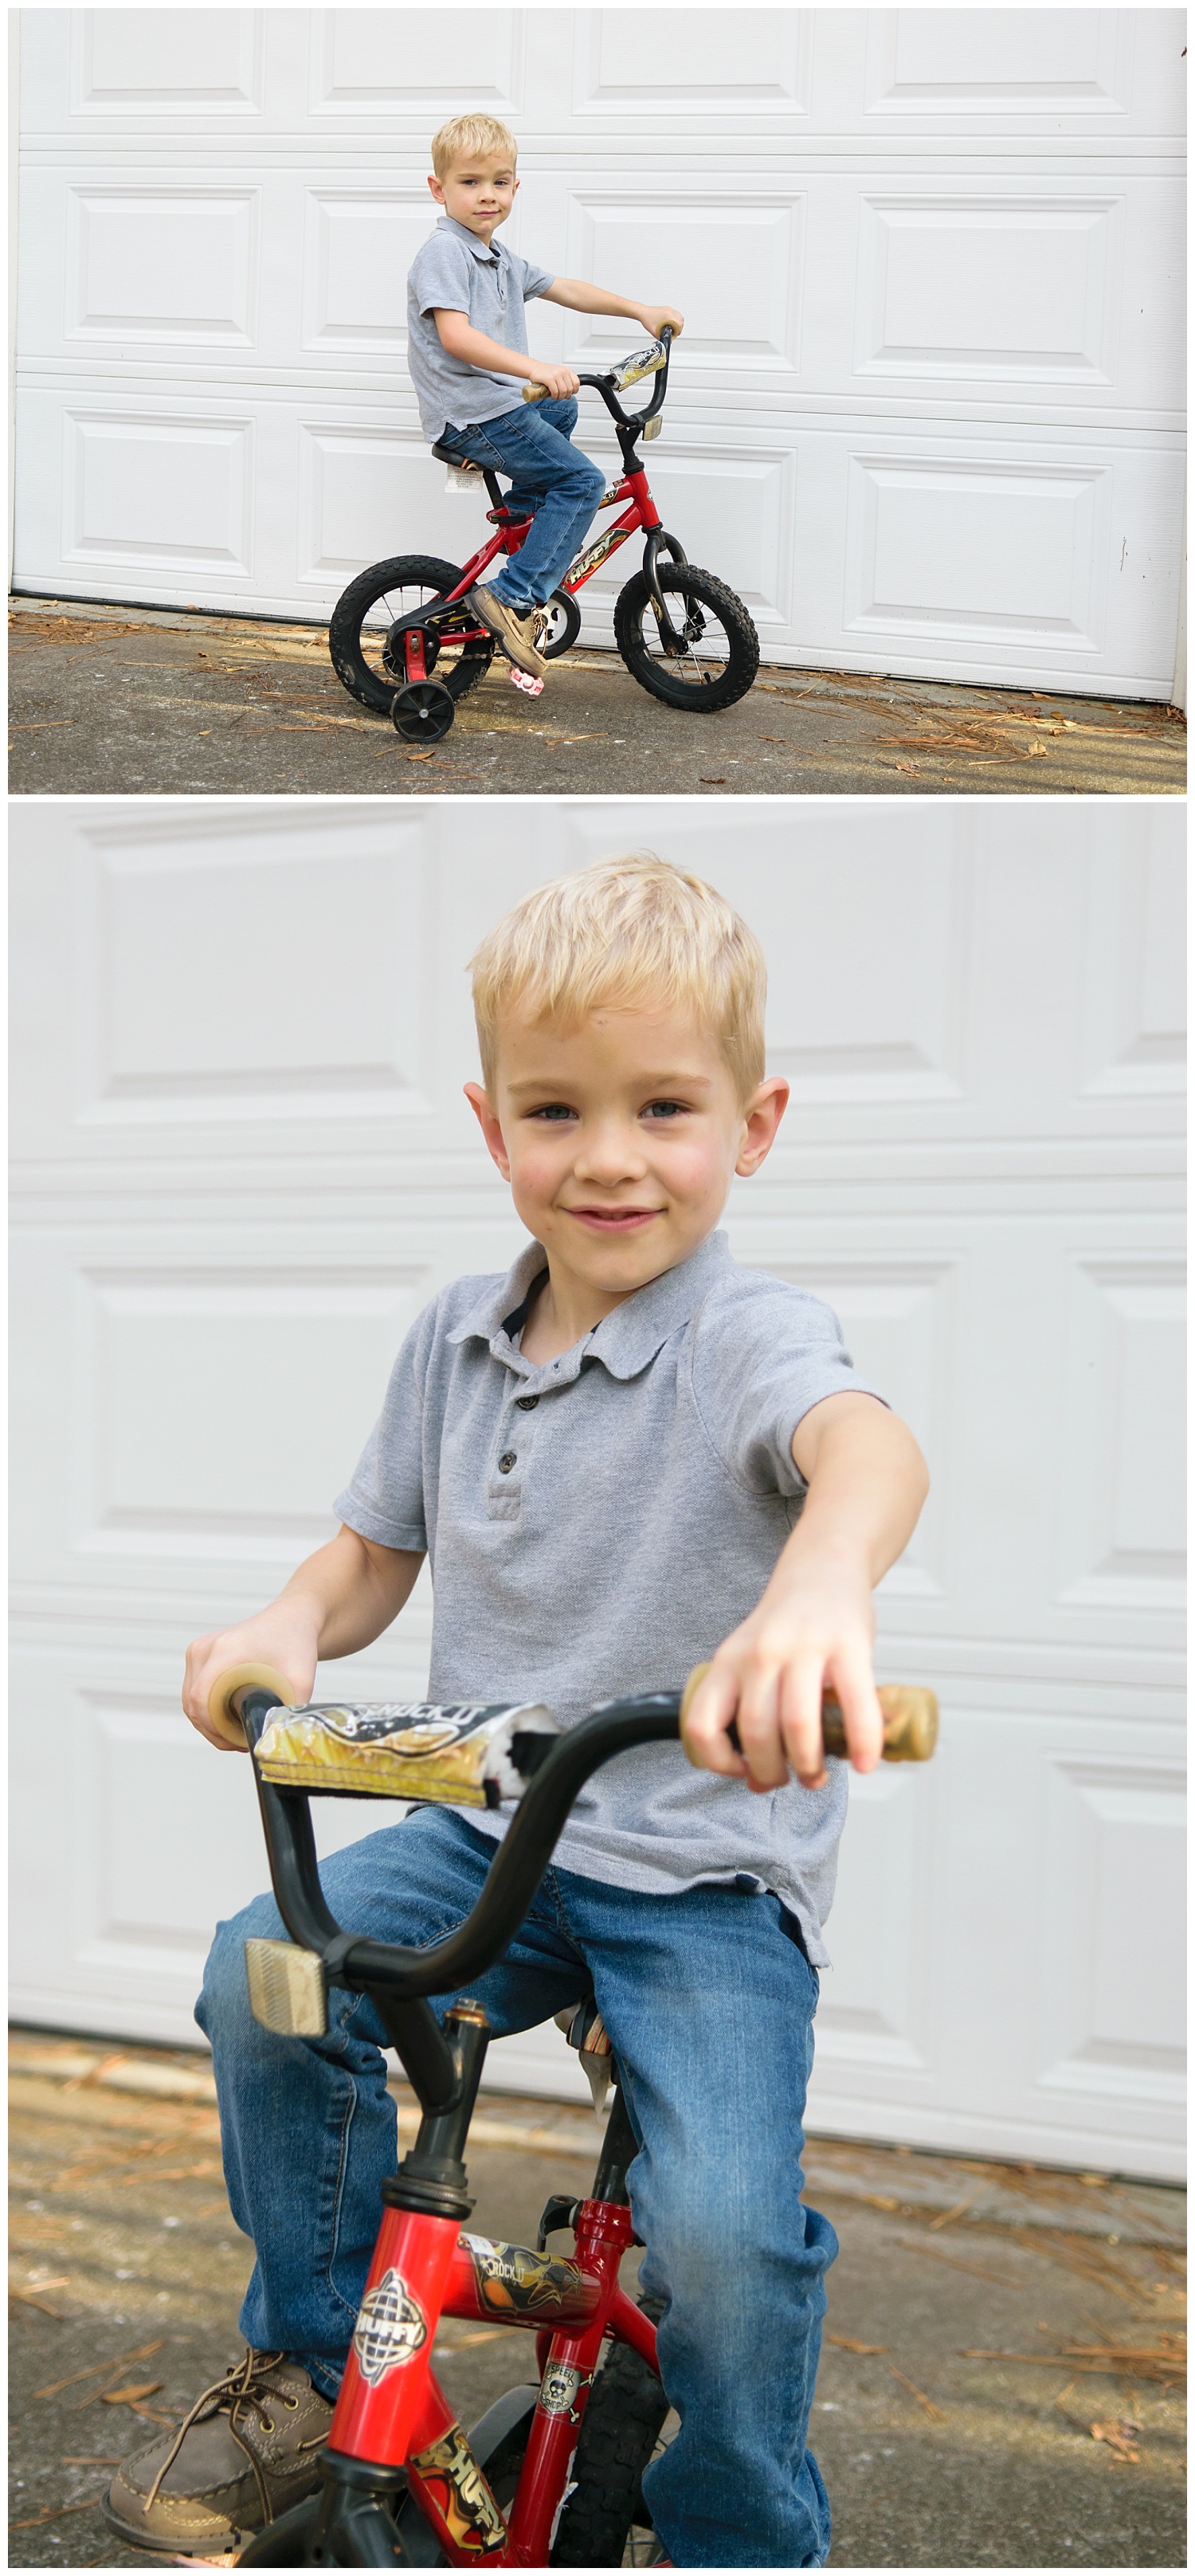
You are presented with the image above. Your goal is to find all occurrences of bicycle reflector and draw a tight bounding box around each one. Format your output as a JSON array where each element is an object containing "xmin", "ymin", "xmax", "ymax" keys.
[
  {"xmin": 613, "ymin": 342, "xmax": 667, "ymax": 390},
  {"xmin": 245, "ymin": 1936, "xmax": 327, "ymax": 2037}
]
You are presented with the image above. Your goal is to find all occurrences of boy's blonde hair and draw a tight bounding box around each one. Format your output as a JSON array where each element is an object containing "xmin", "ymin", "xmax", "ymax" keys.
[
  {"xmin": 470, "ymin": 854, "xmax": 767, "ymax": 1104},
  {"xmin": 431, "ymin": 115, "xmax": 518, "ymax": 179}
]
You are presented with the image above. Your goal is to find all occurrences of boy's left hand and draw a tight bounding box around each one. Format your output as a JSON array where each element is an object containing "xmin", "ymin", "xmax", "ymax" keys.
[
  {"xmin": 641, "ymin": 305, "xmax": 684, "ymax": 341},
  {"xmin": 681, "ymin": 1550, "xmax": 884, "ymax": 1794}
]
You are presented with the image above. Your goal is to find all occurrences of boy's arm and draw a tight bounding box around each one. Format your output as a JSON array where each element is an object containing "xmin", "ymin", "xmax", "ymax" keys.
[
  {"xmin": 432, "ymin": 308, "xmax": 580, "ymax": 402},
  {"xmin": 541, "ymin": 279, "xmax": 684, "ymax": 342},
  {"xmin": 182, "ymin": 1526, "xmax": 425, "ymax": 1751},
  {"xmin": 681, "ymin": 1391, "xmax": 928, "ymax": 1794}
]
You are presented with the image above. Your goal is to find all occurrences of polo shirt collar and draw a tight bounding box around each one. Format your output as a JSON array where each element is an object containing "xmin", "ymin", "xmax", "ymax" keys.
[
  {"xmin": 447, "ymin": 1230, "xmax": 734, "ymax": 1383},
  {"xmin": 437, "ymin": 213, "xmax": 502, "ymax": 266}
]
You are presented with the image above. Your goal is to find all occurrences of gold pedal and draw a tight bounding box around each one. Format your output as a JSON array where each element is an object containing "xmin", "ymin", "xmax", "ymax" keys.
[{"xmin": 245, "ymin": 1936, "xmax": 327, "ymax": 2037}]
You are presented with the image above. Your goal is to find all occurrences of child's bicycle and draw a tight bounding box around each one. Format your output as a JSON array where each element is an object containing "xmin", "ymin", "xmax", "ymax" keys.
[
  {"xmin": 159, "ymin": 1668, "xmax": 937, "ymax": 2568},
  {"xmin": 327, "ymin": 327, "xmax": 760, "ymax": 743}
]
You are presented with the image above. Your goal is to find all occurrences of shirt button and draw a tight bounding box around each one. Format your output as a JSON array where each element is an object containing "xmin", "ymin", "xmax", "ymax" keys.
[
  {"xmin": 498, "ymin": 1452, "xmax": 517, "ymax": 1474},
  {"xmin": 515, "ymin": 1395, "xmax": 539, "ymax": 1412}
]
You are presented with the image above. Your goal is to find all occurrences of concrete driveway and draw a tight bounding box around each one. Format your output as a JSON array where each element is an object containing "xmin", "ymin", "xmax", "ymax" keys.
[
  {"xmin": 10, "ymin": 2030, "xmax": 1185, "ymax": 2568},
  {"xmin": 10, "ymin": 598, "xmax": 1185, "ymax": 799}
]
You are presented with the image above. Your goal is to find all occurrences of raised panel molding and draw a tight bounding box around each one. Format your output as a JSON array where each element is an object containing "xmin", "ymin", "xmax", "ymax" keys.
[
  {"xmin": 1080, "ymin": 822, "xmax": 1187, "ymax": 1100},
  {"xmin": 62, "ymin": 410, "xmax": 253, "ymax": 574},
  {"xmin": 72, "ymin": 1689, "xmax": 273, "ymax": 1987},
  {"xmin": 864, "ymin": 10, "xmax": 1134, "ymax": 117},
  {"xmin": 67, "ymin": 188, "xmax": 260, "ymax": 348},
  {"xmin": 809, "ymin": 1764, "xmax": 934, "ymax": 2080},
  {"xmin": 308, "ymin": 8, "xmax": 524, "ymax": 114},
  {"xmin": 73, "ymin": 834, "xmax": 433, "ymax": 1126},
  {"xmin": 763, "ymin": 1261, "xmax": 954, "ymax": 1600},
  {"xmin": 754, "ymin": 828, "xmax": 973, "ymax": 1104},
  {"xmin": 844, "ymin": 454, "xmax": 1109, "ymax": 648},
  {"xmin": 567, "ymin": 198, "xmax": 801, "ymax": 371},
  {"xmin": 72, "ymin": 1262, "xmax": 430, "ymax": 1563},
  {"xmin": 574, "ymin": 9, "xmax": 812, "ymax": 113},
  {"xmin": 1037, "ymin": 1754, "xmax": 1185, "ymax": 2104},
  {"xmin": 70, "ymin": 10, "xmax": 265, "ymax": 116},
  {"xmin": 1057, "ymin": 1259, "xmax": 1185, "ymax": 1611},
  {"xmin": 855, "ymin": 197, "xmax": 1122, "ymax": 386},
  {"xmin": 302, "ymin": 193, "xmax": 429, "ymax": 355}
]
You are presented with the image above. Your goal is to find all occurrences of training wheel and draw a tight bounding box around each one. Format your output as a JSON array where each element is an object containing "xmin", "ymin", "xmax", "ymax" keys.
[{"xmin": 391, "ymin": 680, "xmax": 455, "ymax": 742}]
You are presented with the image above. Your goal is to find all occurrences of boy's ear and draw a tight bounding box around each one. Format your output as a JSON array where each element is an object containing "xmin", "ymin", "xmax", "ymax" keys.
[
  {"xmin": 464, "ymin": 1080, "xmax": 511, "ymax": 1181},
  {"xmin": 428, "ymin": 173, "xmax": 445, "ymax": 205},
  {"xmin": 735, "ymin": 1076, "xmax": 789, "ymax": 1179}
]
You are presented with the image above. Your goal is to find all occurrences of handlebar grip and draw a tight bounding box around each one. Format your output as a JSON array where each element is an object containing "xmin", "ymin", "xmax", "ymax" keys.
[
  {"xmin": 680, "ymin": 1667, "xmax": 938, "ymax": 1762},
  {"xmin": 523, "ymin": 380, "xmax": 547, "ymax": 402},
  {"xmin": 205, "ymin": 1662, "xmax": 296, "ymax": 1748}
]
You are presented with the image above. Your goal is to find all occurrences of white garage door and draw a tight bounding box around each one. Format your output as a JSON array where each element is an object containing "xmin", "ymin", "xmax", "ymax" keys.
[
  {"xmin": 13, "ymin": 8, "xmax": 1186, "ymax": 696},
  {"xmin": 10, "ymin": 805, "xmax": 1185, "ymax": 2178}
]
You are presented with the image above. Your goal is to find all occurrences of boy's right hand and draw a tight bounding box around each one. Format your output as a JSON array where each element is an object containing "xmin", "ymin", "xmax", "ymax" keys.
[
  {"xmin": 182, "ymin": 1606, "xmax": 320, "ymax": 1751},
  {"xmin": 526, "ymin": 361, "xmax": 581, "ymax": 399}
]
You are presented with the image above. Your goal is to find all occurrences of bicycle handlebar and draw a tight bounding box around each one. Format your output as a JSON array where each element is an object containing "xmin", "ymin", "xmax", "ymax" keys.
[
  {"xmin": 241, "ymin": 1688, "xmax": 684, "ymax": 2000},
  {"xmin": 523, "ymin": 323, "xmax": 675, "ymax": 429}
]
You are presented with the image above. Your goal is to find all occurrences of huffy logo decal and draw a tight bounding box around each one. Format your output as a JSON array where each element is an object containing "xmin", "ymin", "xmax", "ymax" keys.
[{"xmin": 352, "ymin": 2266, "xmax": 429, "ymax": 2385}]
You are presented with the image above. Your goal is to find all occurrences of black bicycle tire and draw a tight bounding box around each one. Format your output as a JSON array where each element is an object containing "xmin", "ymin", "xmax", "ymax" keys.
[
  {"xmin": 613, "ymin": 565, "xmax": 758, "ymax": 712},
  {"xmin": 551, "ymin": 2296, "xmax": 670, "ymax": 2568},
  {"xmin": 539, "ymin": 586, "xmax": 583, "ymax": 660},
  {"xmin": 328, "ymin": 554, "xmax": 494, "ymax": 716},
  {"xmin": 236, "ymin": 2492, "xmax": 323, "ymax": 2564}
]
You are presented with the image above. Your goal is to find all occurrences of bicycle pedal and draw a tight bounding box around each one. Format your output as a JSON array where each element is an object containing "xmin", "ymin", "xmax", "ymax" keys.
[{"xmin": 509, "ymin": 667, "xmax": 545, "ymax": 697}]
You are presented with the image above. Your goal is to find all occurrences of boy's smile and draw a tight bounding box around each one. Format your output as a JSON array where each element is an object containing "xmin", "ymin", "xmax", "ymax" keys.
[
  {"xmin": 428, "ymin": 152, "xmax": 518, "ymax": 248},
  {"xmin": 465, "ymin": 999, "xmax": 787, "ymax": 1362}
]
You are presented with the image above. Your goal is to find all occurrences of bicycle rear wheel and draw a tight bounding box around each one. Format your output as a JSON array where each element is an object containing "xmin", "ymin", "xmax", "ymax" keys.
[
  {"xmin": 613, "ymin": 564, "xmax": 758, "ymax": 712},
  {"xmin": 328, "ymin": 555, "xmax": 494, "ymax": 717}
]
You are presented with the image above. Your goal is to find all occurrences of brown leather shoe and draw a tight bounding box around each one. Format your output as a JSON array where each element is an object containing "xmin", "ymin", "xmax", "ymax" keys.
[
  {"xmin": 465, "ymin": 584, "xmax": 548, "ymax": 676},
  {"xmin": 102, "ymin": 2348, "xmax": 332, "ymax": 2557}
]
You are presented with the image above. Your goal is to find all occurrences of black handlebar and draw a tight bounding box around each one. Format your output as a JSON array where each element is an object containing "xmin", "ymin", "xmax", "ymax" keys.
[
  {"xmin": 243, "ymin": 1689, "xmax": 681, "ymax": 2005},
  {"xmin": 549, "ymin": 322, "xmax": 674, "ymax": 441}
]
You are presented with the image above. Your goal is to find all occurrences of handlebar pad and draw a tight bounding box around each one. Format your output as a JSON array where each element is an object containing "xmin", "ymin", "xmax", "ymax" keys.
[
  {"xmin": 205, "ymin": 1662, "xmax": 298, "ymax": 1748},
  {"xmin": 680, "ymin": 1666, "xmax": 938, "ymax": 1762}
]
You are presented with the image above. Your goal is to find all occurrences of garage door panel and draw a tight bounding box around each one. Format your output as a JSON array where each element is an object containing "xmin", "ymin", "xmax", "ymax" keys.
[
  {"xmin": 308, "ymin": 6, "xmax": 525, "ymax": 118},
  {"xmin": 845, "ymin": 451, "xmax": 1108, "ymax": 646},
  {"xmin": 58, "ymin": 405, "xmax": 255, "ymax": 576},
  {"xmin": 297, "ymin": 422, "xmax": 490, "ymax": 581},
  {"xmin": 65, "ymin": 185, "xmax": 261, "ymax": 349},
  {"xmin": 567, "ymin": 197, "xmax": 801, "ymax": 371},
  {"xmin": 71, "ymin": 6, "xmax": 267, "ymax": 118},
  {"xmin": 864, "ymin": 7, "xmax": 1136, "ymax": 120},
  {"xmin": 579, "ymin": 446, "xmax": 794, "ymax": 629},
  {"xmin": 302, "ymin": 190, "xmax": 424, "ymax": 356},
  {"xmin": 571, "ymin": 7, "xmax": 813, "ymax": 116},
  {"xmin": 854, "ymin": 194, "xmax": 1123, "ymax": 388}
]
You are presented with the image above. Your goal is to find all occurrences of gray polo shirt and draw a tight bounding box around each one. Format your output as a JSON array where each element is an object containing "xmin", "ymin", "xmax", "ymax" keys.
[
  {"xmin": 406, "ymin": 214, "xmax": 554, "ymax": 443},
  {"xmin": 334, "ymin": 1230, "xmax": 887, "ymax": 1966}
]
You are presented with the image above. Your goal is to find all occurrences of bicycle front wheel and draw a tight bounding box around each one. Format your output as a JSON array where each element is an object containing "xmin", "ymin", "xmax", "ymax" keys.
[
  {"xmin": 328, "ymin": 555, "xmax": 494, "ymax": 717},
  {"xmin": 613, "ymin": 564, "xmax": 758, "ymax": 712}
]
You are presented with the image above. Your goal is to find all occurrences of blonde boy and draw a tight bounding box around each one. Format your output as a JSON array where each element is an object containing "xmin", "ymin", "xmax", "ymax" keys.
[
  {"xmin": 108, "ymin": 858, "xmax": 927, "ymax": 2568},
  {"xmin": 407, "ymin": 115, "xmax": 684, "ymax": 676}
]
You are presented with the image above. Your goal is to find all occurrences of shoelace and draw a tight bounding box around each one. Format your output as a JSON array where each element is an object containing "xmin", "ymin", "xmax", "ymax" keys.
[{"xmin": 143, "ymin": 2348, "xmax": 326, "ymax": 2517}]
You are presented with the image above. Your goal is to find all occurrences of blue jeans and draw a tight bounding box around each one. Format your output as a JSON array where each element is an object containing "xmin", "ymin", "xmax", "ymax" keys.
[
  {"xmin": 197, "ymin": 1808, "xmax": 835, "ymax": 2569},
  {"xmin": 438, "ymin": 398, "xmax": 606, "ymax": 610}
]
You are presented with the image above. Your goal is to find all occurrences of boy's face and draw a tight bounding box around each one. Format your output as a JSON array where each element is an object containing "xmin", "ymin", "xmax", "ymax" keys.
[
  {"xmin": 428, "ymin": 153, "xmax": 518, "ymax": 245},
  {"xmin": 465, "ymin": 998, "xmax": 788, "ymax": 1309}
]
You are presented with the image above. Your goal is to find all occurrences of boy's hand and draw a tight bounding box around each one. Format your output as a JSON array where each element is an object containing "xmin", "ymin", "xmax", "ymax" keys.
[
  {"xmin": 182, "ymin": 1606, "xmax": 319, "ymax": 1751},
  {"xmin": 527, "ymin": 360, "xmax": 581, "ymax": 399},
  {"xmin": 681, "ymin": 1551, "xmax": 884, "ymax": 1793},
  {"xmin": 639, "ymin": 306, "xmax": 684, "ymax": 342}
]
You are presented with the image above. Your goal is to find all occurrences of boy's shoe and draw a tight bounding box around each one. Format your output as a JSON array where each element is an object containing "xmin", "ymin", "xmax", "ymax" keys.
[
  {"xmin": 102, "ymin": 2347, "xmax": 332, "ymax": 2558},
  {"xmin": 465, "ymin": 583, "xmax": 547, "ymax": 676}
]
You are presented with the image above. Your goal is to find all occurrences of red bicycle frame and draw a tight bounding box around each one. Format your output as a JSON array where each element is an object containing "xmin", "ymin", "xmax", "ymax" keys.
[
  {"xmin": 401, "ymin": 466, "xmax": 664, "ymax": 684},
  {"xmin": 324, "ymin": 2150, "xmax": 658, "ymax": 2563}
]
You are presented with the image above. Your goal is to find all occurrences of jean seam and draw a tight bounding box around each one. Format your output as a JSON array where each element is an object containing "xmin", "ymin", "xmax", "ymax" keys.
[{"xmin": 319, "ymin": 1994, "xmax": 374, "ymax": 2330}]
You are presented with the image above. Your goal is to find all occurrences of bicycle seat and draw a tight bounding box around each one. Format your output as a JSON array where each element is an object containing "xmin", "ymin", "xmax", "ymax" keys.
[{"xmin": 430, "ymin": 440, "xmax": 484, "ymax": 471}]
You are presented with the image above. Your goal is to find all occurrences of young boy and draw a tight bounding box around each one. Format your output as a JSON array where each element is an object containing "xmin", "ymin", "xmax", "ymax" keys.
[
  {"xmin": 106, "ymin": 857, "xmax": 927, "ymax": 2568},
  {"xmin": 408, "ymin": 115, "xmax": 683, "ymax": 677}
]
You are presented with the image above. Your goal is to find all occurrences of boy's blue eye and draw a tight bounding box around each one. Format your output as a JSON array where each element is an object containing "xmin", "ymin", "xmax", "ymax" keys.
[
  {"xmin": 645, "ymin": 1101, "xmax": 685, "ymax": 1118},
  {"xmin": 533, "ymin": 1103, "xmax": 576, "ymax": 1121}
]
